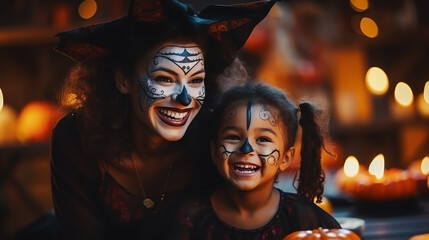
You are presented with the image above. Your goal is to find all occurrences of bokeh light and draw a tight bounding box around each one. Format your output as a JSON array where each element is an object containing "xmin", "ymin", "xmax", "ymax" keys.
[
  {"xmin": 417, "ymin": 93, "xmax": 429, "ymax": 117},
  {"xmin": 369, "ymin": 154, "xmax": 384, "ymax": 180},
  {"xmin": 424, "ymin": 81, "xmax": 429, "ymax": 103},
  {"xmin": 395, "ymin": 82, "xmax": 414, "ymax": 107},
  {"xmin": 343, "ymin": 156, "xmax": 360, "ymax": 177},
  {"xmin": 79, "ymin": 0, "xmax": 97, "ymax": 19},
  {"xmin": 360, "ymin": 17, "xmax": 378, "ymax": 38},
  {"xmin": 0, "ymin": 88, "xmax": 3, "ymax": 112},
  {"xmin": 366, "ymin": 67, "xmax": 389, "ymax": 95},
  {"xmin": 350, "ymin": 0, "xmax": 369, "ymax": 12}
]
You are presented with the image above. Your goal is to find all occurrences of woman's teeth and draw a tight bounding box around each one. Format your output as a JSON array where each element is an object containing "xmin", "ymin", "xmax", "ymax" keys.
[
  {"xmin": 234, "ymin": 163, "xmax": 260, "ymax": 173},
  {"xmin": 159, "ymin": 109, "xmax": 188, "ymax": 120}
]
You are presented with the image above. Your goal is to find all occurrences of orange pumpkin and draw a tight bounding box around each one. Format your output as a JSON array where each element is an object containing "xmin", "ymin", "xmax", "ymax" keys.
[{"xmin": 283, "ymin": 228, "xmax": 361, "ymax": 240}]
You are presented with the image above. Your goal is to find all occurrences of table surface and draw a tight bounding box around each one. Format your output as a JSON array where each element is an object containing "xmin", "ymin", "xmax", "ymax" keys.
[{"xmin": 332, "ymin": 196, "xmax": 429, "ymax": 240}]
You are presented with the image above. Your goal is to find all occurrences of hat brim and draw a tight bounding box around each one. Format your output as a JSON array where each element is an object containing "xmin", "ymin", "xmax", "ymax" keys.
[{"xmin": 55, "ymin": 0, "xmax": 279, "ymax": 63}]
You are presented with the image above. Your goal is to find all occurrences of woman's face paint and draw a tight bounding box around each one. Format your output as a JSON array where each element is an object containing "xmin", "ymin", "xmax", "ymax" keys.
[
  {"xmin": 135, "ymin": 43, "xmax": 205, "ymax": 141},
  {"xmin": 213, "ymin": 102, "xmax": 287, "ymax": 191}
]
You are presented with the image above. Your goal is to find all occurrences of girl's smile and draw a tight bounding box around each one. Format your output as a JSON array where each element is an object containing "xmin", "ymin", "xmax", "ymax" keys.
[{"xmin": 213, "ymin": 102, "xmax": 292, "ymax": 191}]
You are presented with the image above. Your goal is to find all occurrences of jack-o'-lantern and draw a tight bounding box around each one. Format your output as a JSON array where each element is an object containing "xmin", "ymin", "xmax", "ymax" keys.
[
  {"xmin": 16, "ymin": 101, "xmax": 60, "ymax": 143},
  {"xmin": 283, "ymin": 228, "xmax": 361, "ymax": 240}
]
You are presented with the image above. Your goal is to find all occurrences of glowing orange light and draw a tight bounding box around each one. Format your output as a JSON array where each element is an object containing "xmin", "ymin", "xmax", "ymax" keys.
[
  {"xmin": 360, "ymin": 17, "xmax": 378, "ymax": 38},
  {"xmin": 343, "ymin": 156, "xmax": 360, "ymax": 177},
  {"xmin": 424, "ymin": 81, "xmax": 429, "ymax": 103},
  {"xmin": 0, "ymin": 88, "xmax": 3, "ymax": 112},
  {"xmin": 369, "ymin": 154, "xmax": 384, "ymax": 180},
  {"xmin": 421, "ymin": 156, "xmax": 429, "ymax": 175},
  {"xmin": 350, "ymin": 0, "xmax": 369, "ymax": 12},
  {"xmin": 79, "ymin": 0, "xmax": 97, "ymax": 19}
]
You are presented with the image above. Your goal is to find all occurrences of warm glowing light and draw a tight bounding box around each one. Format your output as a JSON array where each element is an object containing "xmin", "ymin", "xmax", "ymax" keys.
[
  {"xmin": 369, "ymin": 154, "xmax": 384, "ymax": 180},
  {"xmin": 79, "ymin": 0, "xmax": 97, "ymax": 19},
  {"xmin": 427, "ymin": 176, "xmax": 429, "ymax": 190},
  {"xmin": 0, "ymin": 88, "xmax": 3, "ymax": 112},
  {"xmin": 417, "ymin": 94, "xmax": 429, "ymax": 117},
  {"xmin": 350, "ymin": 0, "xmax": 369, "ymax": 12},
  {"xmin": 395, "ymin": 82, "xmax": 414, "ymax": 107},
  {"xmin": 360, "ymin": 17, "xmax": 378, "ymax": 38},
  {"xmin": 366, "ymin": 67, "xmax": 389, "ymax": 95},
  {"xmin": 343, "ymin": 156, "xmax": 360, "ymax": 177},
  {"xmin": 424, "ymin": 81, "xmax": 429, "ymax": 103},
  {"xmin": 421, "ymin": 157, "xmax": 429, "ymax": 175}
]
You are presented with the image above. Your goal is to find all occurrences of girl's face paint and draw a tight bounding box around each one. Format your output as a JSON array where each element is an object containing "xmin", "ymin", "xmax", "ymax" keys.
[
  {"xmin": 213, "ymin": 102, "xmax": 289, "ymax": 191},
  {"xmin": 135, "ymin": 43, "xmax": 205, "ymax": 141}
]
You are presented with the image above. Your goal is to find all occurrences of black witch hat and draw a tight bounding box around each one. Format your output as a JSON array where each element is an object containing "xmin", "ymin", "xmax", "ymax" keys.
[{"xmin": 55, "ymin": 0, "xmax": 279, "ymax": 63}]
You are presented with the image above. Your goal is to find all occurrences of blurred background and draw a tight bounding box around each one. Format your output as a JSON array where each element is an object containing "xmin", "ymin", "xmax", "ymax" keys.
[{"xmin": 0, "ymin": 0, "xmax": 428, "ymax": 239}]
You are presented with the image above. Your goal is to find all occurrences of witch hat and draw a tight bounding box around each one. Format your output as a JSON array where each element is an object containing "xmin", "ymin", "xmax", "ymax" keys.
[{"xmin": 55, "ymin": 0, "xmax": 279, "ymax": 63}]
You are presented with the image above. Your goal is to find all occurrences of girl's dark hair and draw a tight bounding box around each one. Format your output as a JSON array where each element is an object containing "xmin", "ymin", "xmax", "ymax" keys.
[
  {"xmin": 58, "ymin": 2, "xmax": 245, "ymax": 163},
  {"xmin": 209, "ymin": 83, "xmax": 326, "ymax": 202}
]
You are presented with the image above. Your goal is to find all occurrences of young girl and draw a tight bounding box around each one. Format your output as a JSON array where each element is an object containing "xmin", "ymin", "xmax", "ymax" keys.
[{"xmin": 175, "ymin": 83, "xmax": 340, "ymax": 239}]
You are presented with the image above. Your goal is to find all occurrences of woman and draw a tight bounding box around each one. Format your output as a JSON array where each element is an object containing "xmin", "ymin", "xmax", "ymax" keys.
[{"xmin": 51, "ymin": 0, "xmax": 277, "ymax": 239}]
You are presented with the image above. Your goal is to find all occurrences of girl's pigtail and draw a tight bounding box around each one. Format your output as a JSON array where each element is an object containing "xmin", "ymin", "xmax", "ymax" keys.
[{"xmin": 296, "ymin": 102, "xmax": 325, "ymax": 203}]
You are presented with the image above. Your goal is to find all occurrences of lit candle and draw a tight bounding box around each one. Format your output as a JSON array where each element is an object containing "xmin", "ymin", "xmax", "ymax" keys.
[
  {"xmin": 368, "ymin": 154, "xmax": 384, "ymax": 181},
  {"xmin": 336, "ymin": 154, "xmax": 417, "ymax": 201}
]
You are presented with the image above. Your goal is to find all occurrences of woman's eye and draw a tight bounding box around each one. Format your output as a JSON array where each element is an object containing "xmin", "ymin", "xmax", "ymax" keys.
[
  {"xmin": 189, "ymin": 78, "xmax": 204, "ymax": 84},
  {"xmin": 225, "ymin": 135, "xmax": 240, "ymax": 141},
  {"xmin": 154, "ymin": 76, "xmax": 173, "ymax": 83}
]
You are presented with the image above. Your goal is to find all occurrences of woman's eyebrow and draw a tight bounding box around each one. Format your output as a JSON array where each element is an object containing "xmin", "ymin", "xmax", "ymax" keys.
[
  {"xmin": 150, "ymin": 67, "xmax": 178, "ymax": 76},
  {"xmin": 190, "ymin": 69, "xmax": 205, "ymax": 77}
]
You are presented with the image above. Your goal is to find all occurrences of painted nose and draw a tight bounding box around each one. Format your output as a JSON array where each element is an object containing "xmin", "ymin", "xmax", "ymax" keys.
[
  {"xmin": 239, "ymin": 138, "xmax": 254, "ymax": 154},
  {"xmin": 175, "ymin": 86, "xmax": 192, "ymax": 106}
]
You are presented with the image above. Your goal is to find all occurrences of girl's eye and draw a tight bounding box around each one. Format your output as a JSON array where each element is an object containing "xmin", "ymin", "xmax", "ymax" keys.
[
  {"xmin": 189, "ymin": 78, "xmax": 204, "ymax": 84},
  {"xmin": 256, "ymin": 137, "xmax": 272, "ymax": 143},
  {"xmin": 154, "ymin": 76, "xmax": 173, "ymax": 83}
]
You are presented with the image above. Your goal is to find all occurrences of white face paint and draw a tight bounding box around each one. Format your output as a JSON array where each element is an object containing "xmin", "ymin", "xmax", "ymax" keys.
[
  {"xmin": 213, "ymin": 103, "xmax": 286, "ymax": 191},
  {"xmin": 137, "ymin": 44, "xmax": 205, "ymax": 141}
]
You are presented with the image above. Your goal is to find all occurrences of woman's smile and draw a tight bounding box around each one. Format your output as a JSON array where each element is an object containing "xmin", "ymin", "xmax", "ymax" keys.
[{"xmin": 156, "ymin": 107, "xmax": 193, "ymax": 126}]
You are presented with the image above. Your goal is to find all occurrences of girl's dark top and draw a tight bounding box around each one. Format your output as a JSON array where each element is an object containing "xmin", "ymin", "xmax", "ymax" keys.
[
  {"xmin": 174, "ymin": 189, "xmax": 341, "ymax": 240},
  {"xmin": 51, "ymin": 113, "xmax": 202, "ymax": 240}
]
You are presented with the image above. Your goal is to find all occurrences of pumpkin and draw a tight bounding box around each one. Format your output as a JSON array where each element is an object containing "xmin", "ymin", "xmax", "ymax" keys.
[{"xmin": 283, "ymin": 228, "xmax": 361, "ymax": 240}]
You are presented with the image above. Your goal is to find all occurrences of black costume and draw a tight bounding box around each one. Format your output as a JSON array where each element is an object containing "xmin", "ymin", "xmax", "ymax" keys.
[{"xmin": 175, "ymin": 189, "xmax": 341, "ymax": 240}]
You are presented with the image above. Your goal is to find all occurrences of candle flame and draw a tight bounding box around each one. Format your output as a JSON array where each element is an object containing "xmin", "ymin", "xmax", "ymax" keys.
[
  {"xmin": 343, "ymin": 156, "xmax": 359, "ymax": 177},
  {"xmin": 369, "ymin": 154, "xmax": 384, "ymax": 179},
  {"xmin": 421, "ymin": 156, "xmax": 429, "ymax": 175}
]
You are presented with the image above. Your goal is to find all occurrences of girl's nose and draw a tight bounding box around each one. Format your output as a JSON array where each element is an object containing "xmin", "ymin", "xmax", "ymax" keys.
[
  {"xmin": 174, "ymin": 86, "xmax": 191, "ymax": 106},
  {"xmin": 239, "ymin": 138, "xmax": 254, "ymax": 154}
]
